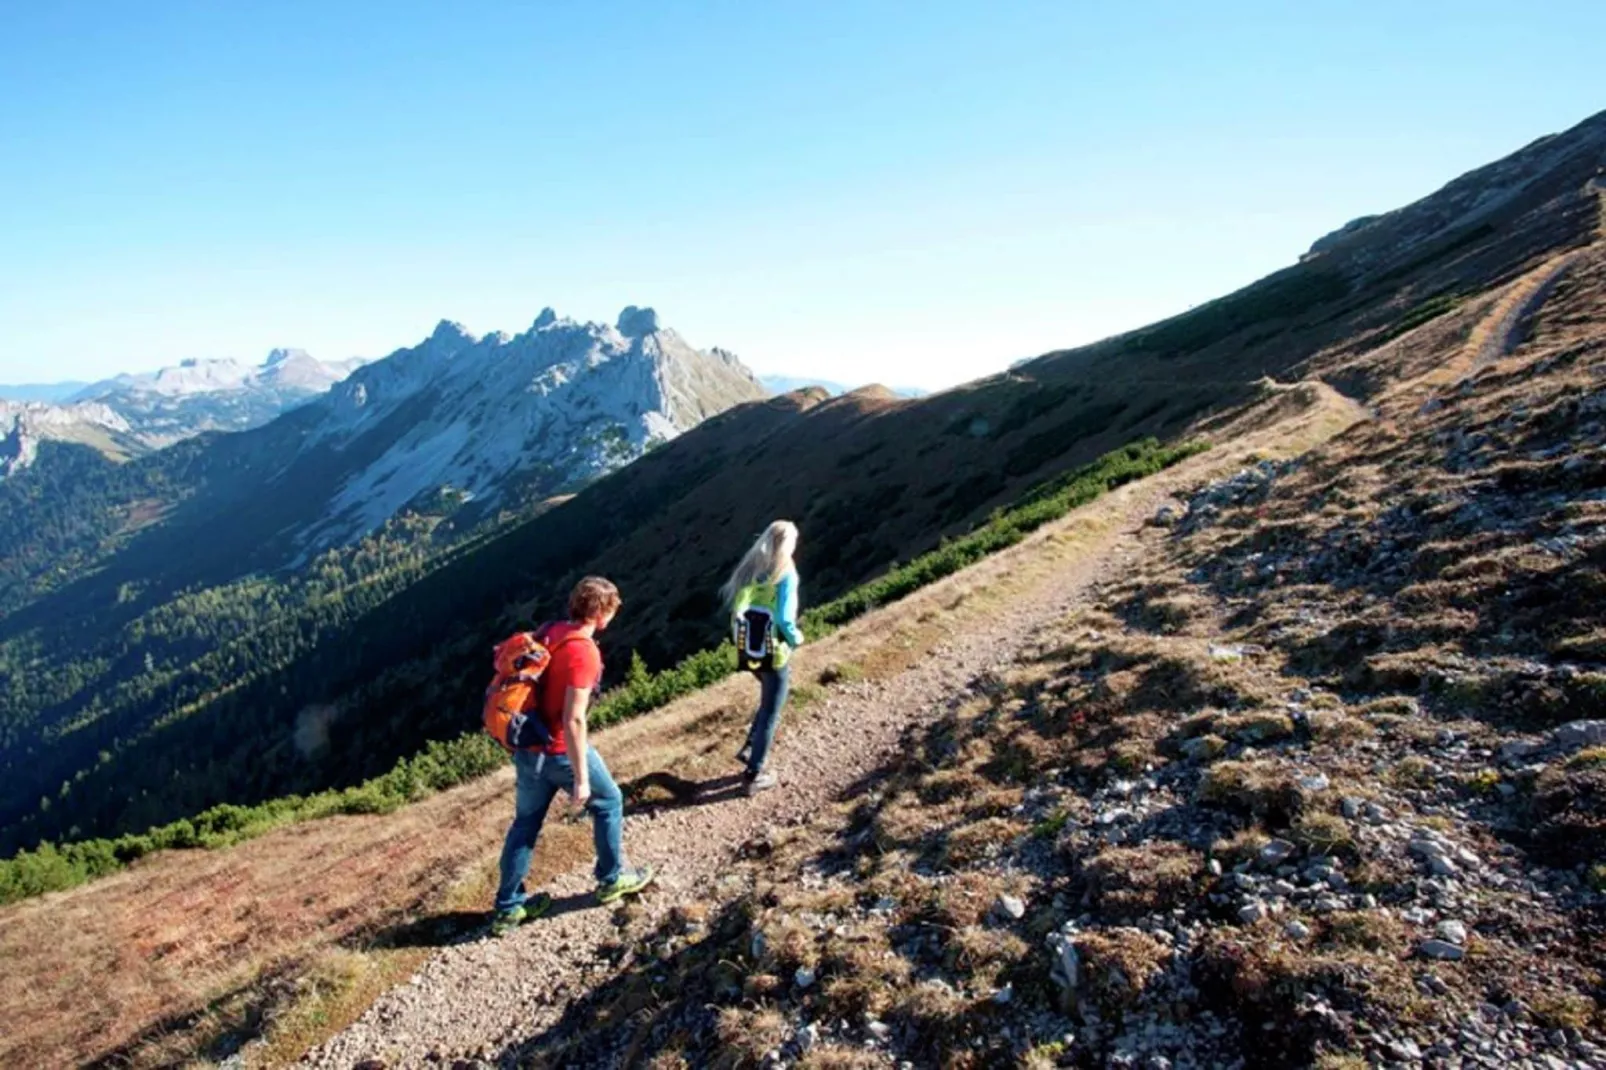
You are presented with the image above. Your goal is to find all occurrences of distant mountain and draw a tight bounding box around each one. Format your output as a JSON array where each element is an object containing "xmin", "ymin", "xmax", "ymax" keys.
[
  {"xmin": 0, "ymin": 400, "xmax": 143, "ymax": 477},
  {"xmin": 0, "ymin": 382, "xmax": 89, "ymax": 404},
  {"xmin": 760, "ymin": 374, "xmax": 926, "ymax": 398},
  {"xmin": 68, "ymin": 349, "xmax": 367, "ymax": 448},
  {"xmin": 293, "ymin": 306, "xmax": 766, "ymax": 548},
  {"xmin": 0, "ymin": 303, "xmax": 767, "ymax": 608}
]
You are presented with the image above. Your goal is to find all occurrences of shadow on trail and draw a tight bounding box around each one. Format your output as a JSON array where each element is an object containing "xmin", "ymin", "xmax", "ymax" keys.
[
  {"xmin": 368, "ymin": 888, "xmax": 613, "ymax": 951},
  {"xmin": 622, "ymin": 770, "xmax": 752, "ymax": 815}
]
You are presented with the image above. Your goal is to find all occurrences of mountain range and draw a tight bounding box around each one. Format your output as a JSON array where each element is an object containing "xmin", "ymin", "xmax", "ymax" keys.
[
  {"xmin": 758, "ymin": 374, "xmax": 927, "ymax": 398},
  {"xmin": 1, "ymin": 107, "xmax": 1603, "ymax": 866},
  {"xmin": 0, "ymin": 348, "xmax": 366, "ymax": 461}
]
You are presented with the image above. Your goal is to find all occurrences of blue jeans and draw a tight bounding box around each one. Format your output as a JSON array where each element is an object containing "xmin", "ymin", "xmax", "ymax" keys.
[
  {"xmin": 744, "ymin": 665, "xmax": 791, "ymax": 777},
  {"xmin": 495, "ymin": 746, "xmax": 623, "ymax": 912}
]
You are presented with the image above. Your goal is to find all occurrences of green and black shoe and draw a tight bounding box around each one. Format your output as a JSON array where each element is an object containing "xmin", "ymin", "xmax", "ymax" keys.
[
  {"xmin": 596, "ymin": 863, "xmax": 656, "ymax": 904},
  {"xmin": 490, "ymin": 892, "xmax": 553, "ymax": 936}
]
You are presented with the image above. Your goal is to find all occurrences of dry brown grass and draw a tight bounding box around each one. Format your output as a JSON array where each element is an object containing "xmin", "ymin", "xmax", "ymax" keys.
[
  {"xmin": 940, "ymin": 818, "xmax": 1029, "ymax": 869},
  {"xmin": 1216, "ymin": 710, "xmax": 1296, "ymax": 744},
  {"xmin": 947, "ymin": 926, "xmax": 1030, "ymax": 985},
  {"xmin": 1211, "ymin": 827, "xmax": 1272, "ymax": 867},
  {"xmin": 798, "ymin": 1047, "xmax": 892, "ymax": 1070},
  {"xmin": 1198, "ymin": 760, "xmax": 1302, "ymax": 823},
  {"xmin": 713, "ymin": 1007, "xmax": 789, "ymax": 1068},
  {"xmin": 1291, "ymin": 812, "xmax": 1355, "ymax": 857},
  {"xmin": 1080, "ymin": 842, "xmax": 1202, "ymax": 919},
  {"xmin": 1308, "ymin": 710, "xmax": 1375, "ymax": 744},
  {"xmin": 1070, "ymin": 929, "xmax": 1172, "ymax": 1015},
  {"xmin": 820, "ymin": 933, "xmax": 912, "ymax": 1019},
  {"xmin": 1321, "ymin": 911, "xmax": 1407, "ymax": 953}
]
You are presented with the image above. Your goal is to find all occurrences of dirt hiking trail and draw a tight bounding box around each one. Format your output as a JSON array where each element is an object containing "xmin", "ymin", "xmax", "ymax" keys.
[{"xmin": 301, "ymin": 390, "xmax": 1361, "ymax": 1069}]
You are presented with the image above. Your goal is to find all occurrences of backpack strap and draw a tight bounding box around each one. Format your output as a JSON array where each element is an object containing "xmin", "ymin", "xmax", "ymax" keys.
[{"xmin": 532, "ymin": 623, "xmax": 595, "ymax": 719}]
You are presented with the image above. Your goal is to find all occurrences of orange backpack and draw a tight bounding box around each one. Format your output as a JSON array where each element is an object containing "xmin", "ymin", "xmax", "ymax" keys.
[{"xmin": 482, "ymin": 626, "xmax": 579, "ymax": 752}]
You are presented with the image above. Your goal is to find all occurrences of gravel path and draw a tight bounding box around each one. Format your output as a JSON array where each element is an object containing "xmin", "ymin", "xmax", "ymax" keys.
[
  {"xmin": 1473, "ymin": 251, "xmax": 1581, "ymax": 367},
  {"xmin": 300, "ymin": 495, "xmax": 1161, "ymax": 1069}
]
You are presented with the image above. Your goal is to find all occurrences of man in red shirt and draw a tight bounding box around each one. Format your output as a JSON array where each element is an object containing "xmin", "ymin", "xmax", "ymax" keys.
[{"xmin": 492, "ymin": 576, "xmax": 655, "ymax": 933}]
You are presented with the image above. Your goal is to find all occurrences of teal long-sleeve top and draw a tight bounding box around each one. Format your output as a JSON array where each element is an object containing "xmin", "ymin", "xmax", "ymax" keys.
[{"xmin": 775, "ymin": 569, "xmax": 804, "ymax": 647}]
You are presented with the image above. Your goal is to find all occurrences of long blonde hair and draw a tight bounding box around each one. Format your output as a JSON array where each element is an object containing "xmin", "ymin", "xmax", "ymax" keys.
[{"xmin": 722, "ymin": 520, "xmax": 799, "ymax": 607}]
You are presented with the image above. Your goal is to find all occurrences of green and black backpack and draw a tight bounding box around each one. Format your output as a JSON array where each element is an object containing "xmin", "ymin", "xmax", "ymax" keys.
[{"xmin": 731, "ymin": 582, "xmax": 791, "ymax": 673}]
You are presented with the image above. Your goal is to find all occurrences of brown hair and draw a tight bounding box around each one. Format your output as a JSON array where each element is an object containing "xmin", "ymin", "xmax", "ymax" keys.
[{"xmin": 568, "ymin": 576, "xmax": 621, "ymax": 622}]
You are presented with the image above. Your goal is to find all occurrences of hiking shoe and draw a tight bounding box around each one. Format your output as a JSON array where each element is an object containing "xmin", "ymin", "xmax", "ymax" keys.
[
  {"xmin": 745, "ymin": 772, "xmax": 778, "ymax": 796},
  {"xmin": 597, "ymin": 863, "xmax": 656, "ymax": 904},
  {"xmin": 490, "ymin": 892, "xmax": 552, "ymax": 936}
]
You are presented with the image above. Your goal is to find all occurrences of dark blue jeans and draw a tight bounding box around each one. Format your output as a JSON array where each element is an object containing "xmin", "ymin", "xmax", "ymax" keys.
[
  {"xmin": 744, "ymin": 664, "xmax": 791, "ymax": 777},
  {"xmin": 495, "ymin": 746, "xmax": 623, "ymax": 912}
]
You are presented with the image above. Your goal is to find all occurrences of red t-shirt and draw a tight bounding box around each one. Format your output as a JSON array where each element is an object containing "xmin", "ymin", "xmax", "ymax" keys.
[{"xmin": 536, "ymin": 622, "xmax": 603, "ymax": 755}]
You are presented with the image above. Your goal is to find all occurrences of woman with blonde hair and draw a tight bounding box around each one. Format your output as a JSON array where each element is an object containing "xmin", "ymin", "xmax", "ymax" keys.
[{"xmin": 723, "ymin": 520, "xmax": 803, "ymax": 794}]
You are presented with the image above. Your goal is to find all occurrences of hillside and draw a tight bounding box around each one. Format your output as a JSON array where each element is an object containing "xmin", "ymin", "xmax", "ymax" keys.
[
  {"xmin": 4, "ymin": 112, "xmax": 1604, "ymax": 865},
  {"xmin": 317, "ymin": 170, "xmax": 1606, "ymax": 1068},
  {"xmin": 1, "ymin": 108, "xmax": 1605, "ymax": 1068}
]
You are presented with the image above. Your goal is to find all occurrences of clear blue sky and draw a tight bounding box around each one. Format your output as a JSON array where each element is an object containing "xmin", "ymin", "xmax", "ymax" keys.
[{"xmin": 2, "ymin": 2, "xmax": 1602, "ymax": 390}]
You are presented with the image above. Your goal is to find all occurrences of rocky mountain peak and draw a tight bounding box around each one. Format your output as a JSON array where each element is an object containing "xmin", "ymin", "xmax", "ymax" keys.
[
  {"xmin": 616, "ymin": 306, "xmax": 661, "ymax": 337},
  {"xmin": 298, "ymin": 304, "xmax": 766, "ymax": 549},
  {"xmin": 428, "ymin": 320, "xmax": 474, "ymax": 348}
]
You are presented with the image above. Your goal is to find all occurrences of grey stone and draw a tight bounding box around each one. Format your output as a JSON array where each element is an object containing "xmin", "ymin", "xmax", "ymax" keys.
[
  {"xmin": 1239, "ymin": 901, "xmax": 1268, "ymax": 924},
  {"xmin": 1420, "ymin": 939, "xmax": 1466, "ymax": 961},
  {"xmin": 1341, "ymin": 796, "xmax": 1363, "ymax": 819},
  {"xmin": 1259, "ymin": 839, "xmax": 1297, "ymax": 866},
  {"xmin": 1500, "ymin": 740, "xmax": 1540, "ymax": 763},
  {"xmin": 1285, "ymin": 920, "xmax": 1311, "ymax": 940},
  {"xmin": 1553, "ymin": 720, "xmax": 1606, "ymax": 753},
  {"xmin": 1389, "ymin": 1039, "xmax": 1424, "ymax": 1060},
  {"xmin": 1430, "ymin": 856, "xmax": 1461, "ymax": 878},
  {"xmin": 1436, "ymin": 920, "xmax": 1469, "ymax": 946},
  {"xmin": 996, "ymin": 895, "xmax": 1026, "ymax": 921},
  {"xmin": 794, "ymin": 966, "xmax": 816, "ymax": 989},
  {"xmin": 1047, "ymin": 930, "xmax": 1081, "ymax": 991}
]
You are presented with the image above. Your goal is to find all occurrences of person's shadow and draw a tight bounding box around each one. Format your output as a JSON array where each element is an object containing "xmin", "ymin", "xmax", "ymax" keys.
[
  {"xmin": 372, "ymin": 888, "xmax": 617, "ymax": 949},
  {"xmin": 623, "ymin": 770, "xmax": 750, "ymax": 814}
]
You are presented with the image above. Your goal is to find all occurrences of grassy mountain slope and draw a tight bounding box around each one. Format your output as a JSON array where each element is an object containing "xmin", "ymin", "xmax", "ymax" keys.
[
  {"xmin": 3, "ymin": 111, "xmax": 1603, "ymax": 860},
  {"xmin": 0, "ymin": 395, "xmax": 1318, "ymax": 1068},
  {"xmin": 530, "ymin": 217, "xmax": 1606, "ymax": 1070},
  {"xmin": 1, "ymin": 111, "xmax": 1605, "ymax": 1068}
]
